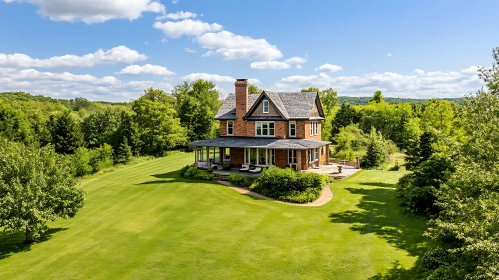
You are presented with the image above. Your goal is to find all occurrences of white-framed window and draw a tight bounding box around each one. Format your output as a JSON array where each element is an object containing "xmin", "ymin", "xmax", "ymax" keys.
[
  {"xmin": 244, "ymin": 148, "xmax": 273, "ymax": 166},
  {"xmin": 227, "ymin": 120, "xmax": 234, "ymax": 135},
  {"xmin": 268, "ymin": 149, "xmax": 275, "ymax": 165},
  {"xmin": 256, "ymin": 121, "xmax": 275, "ymax": 137},
  {"xmin": 289, "ymin": 121, "xmax": 296, "ymax": 137},
  {"xmin": 263, "ymin": 100, "xmax": 269, "ymax": 113},
  {"xmin": 308, "ymin": 148, "xmax": 319, "ymax": 163},
  {"xmin": 310, "ymin": 121, "xmax": 318, "ymax": 136},
  {"xmin": 288, "ymin": 150, "xmax": 297, "ymax": 164}
]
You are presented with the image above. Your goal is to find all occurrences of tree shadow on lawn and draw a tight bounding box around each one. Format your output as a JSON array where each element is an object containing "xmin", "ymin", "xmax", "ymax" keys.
[
  {"xmin": 136, "ymin": 170, "xmax": 221, "ymax": 186},
  {"xmin": 0, "ymin": 227, "xmax": 67, "ymax": 260}
]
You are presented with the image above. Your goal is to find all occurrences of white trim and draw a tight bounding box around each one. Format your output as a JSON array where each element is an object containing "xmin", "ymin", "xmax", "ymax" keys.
[
  {"xmin": 289, "ymin": 121, "xmax": 296, "ymax": 137},
  {"xmin": 288, "ymin": 149, "xmax": 297, "ymax": 164},
  {"xmin": 227, "ymin": 120, "xmax": 234, "ymax": 135},
  {"xmin": 310, "ymin": 121, "xmax": 318, "ymax": 136},
  {"xmin": 263, "ymin": 100, "xmax": 269, "ymax": 113}
]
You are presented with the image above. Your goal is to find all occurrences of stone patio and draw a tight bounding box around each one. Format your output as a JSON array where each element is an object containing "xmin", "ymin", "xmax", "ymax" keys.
[{"xmin": 302, "ymin": 164, "xmax": 361, "ymax": 180}]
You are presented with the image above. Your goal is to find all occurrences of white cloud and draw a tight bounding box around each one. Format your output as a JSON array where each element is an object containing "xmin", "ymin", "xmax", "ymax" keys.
[
  {"xmin": 250, "ymin": 61, "xmax": 290, "ymax": 70},
  {"xmin": 248, "ymin": 78, "xmax": 260, "ymax": 84},
  {"xmin": 386, "ymin": 53, "xmax": 392, "ymax": 57},
  {"xmin": 183, "ymin": 73, "xmax": 235, "ymax": 83},
  {"xmin": 0, "ymin": 46, "xmax": 147, "ymax": 69},
  {"xmin": 274, "ymin": 66, "xmax": 483, "ymax": 98},
  {"xmin": 296, "ymin": 65, "xmax": 302, "ymax": 69},
  {"xmin": 117, "ymin": 64, "xmax": 176, "ymax": 76},
  {"xmin": 284, "ymin": 56, "xmax": 307, "ymax": 64},
  {"xmin": 153, "ymin": 19, "xmax": 223, "ymax": 38},
  {"xmin": 314, "ymin": 64, "xmax": 342, "ymax": 73},
  {"xmin": 5, "ymin": 0, "xmax": 166, "ymax": 24},
  {"xmin": 172, "ymin": 0, "xmax": 178, "ymax": 3},
  {"xmin": 184, "ymin": 48, "xmax": 197, "ymax": 53},
  {"xmin": 462, "ymin": 66, "xmax": 479, "ymax": 74},
  {"xmin": 198, "ymin": 31, "xmax": 283, "ymax": 61},
  {"xmin": 156, "ymin": 11, "xmax": 197, "ymax": 20}
]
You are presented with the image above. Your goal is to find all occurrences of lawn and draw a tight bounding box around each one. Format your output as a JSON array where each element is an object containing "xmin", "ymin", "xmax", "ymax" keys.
[{"xmin": 0, "ymin": 153, "xmax": 427, "ymax": 279}]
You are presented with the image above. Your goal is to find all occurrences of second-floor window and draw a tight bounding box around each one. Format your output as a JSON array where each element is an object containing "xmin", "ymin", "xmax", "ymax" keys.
[
  {"xmin": 289, "ymin": 121, "xmax": 296, "ymax": 137},
  {"xmin": 256, "ymin": 121, "xmax": 275, "ymax": 137},
  {"xmin": 227, "ymin": 120, "xmax": 234, "ymax": 135},
  {"xmin": 263, "ymin": 100, "xmax": 269, "ymax": 113},
  {"xmin": 310, "ymin": 121, "xmax": 318, "ymax": 136}
]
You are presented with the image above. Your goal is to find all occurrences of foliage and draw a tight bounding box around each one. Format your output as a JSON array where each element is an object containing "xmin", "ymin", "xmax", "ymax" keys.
[
  {"xmin": 405, "ymin": 131, "xmax": 436, "ymax": 170},
  {"xmin": 248, "ymin": 84, "xmax": 262, "ymax": 94},
  {"xmin": 421, "ymin": 99, "xmax": 456, "ymax": 135},
  {"xmin": 370, "ymin": 90, "xmax": 384, "ymax": 104},
  {"xmin": 330, "ymin": 102, "xmax": 361, "ymax": 139},
  {"xmin": 362, "ymin": 128, "xmax": 390, "ymax": 169},
  {"xmin": 172, "ymin": 80, "xmax": 220, "ymax": 142},
  {"xmin": 397, "ymin": 154, "xmax": 454, "ymax": 216},
  {"xmin": 338, "ymin": 96, "xmax": 464, "ymax": 106},
  {"xmin": 81, "ymin": 107, "xmax": 122, "ymax": 148},
  {"xmin": 132, "ymin": 88, "xmax": 187, "ymax": 155},
  {"xmin": 422, "ymin": 47, "xmax": 499, "ymax": 279},
  {"xmin": 0, "ymin": 138, "xmax": 85, "ymax": 243},
  {"xmin": 89, "ymin": 144, "xmax": 114, "ymax": 173},
  {"xmin": 181, "ymin": 167, "xmax": 214, "ymax": 180},
  {"xmin": 48, "ymin": 111, "xmax": 84, "ymax": 154},
  {"xmin": 250, "ymin": 167, "xmax": 328, "ymax": 203},
  {"xmin": 179, "ymin": 164, "xmax": 191, "ymax": 177},
  {"xmin": 333, "ymin": 124, "xmax": 367, "ymax": 161},
  {"xmin": 228, "ymin": 174, "xmax": 255, "ymax": 188},
  {"xmin": 0, "ymin": 101, "xmax": 32, "ymax": 143},
  {"xmin": 114, "ymin": 137, "xmax": 132, "ymax": 164},
  {"xmin": 73, "ymin": 147, "xmax": 93, "ymax": 176}
]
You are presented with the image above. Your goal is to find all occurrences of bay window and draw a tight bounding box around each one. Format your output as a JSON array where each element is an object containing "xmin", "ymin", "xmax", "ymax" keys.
[{"xmin": 256, "ymin": 121, "xmax": 275, "ymax": 137}]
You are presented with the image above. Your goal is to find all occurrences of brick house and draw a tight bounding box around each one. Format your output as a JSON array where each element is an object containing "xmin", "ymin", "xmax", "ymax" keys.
[{"xmin": 188, "ymin": 79, "xmax": 331, "ymax": 171}]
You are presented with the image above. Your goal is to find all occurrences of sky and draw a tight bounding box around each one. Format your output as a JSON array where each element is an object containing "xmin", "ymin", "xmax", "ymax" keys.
[{"xmin": 0, "ymin": 0, "xmax": 498, "ymax": 101}]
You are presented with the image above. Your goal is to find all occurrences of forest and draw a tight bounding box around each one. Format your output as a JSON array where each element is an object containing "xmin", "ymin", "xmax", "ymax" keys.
[{"xmin": 1, "ymin": 48, "xmax": 498, "ymax": 279}]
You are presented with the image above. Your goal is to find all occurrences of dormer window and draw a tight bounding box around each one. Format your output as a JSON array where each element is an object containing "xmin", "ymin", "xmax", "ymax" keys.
[{"xmin": 263, "ymin": 100, "xmax": 269, "ymax": 113}]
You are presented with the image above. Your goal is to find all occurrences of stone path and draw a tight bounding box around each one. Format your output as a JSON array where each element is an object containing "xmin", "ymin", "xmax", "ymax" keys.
[{"xmin": 216, "ymin": 180, "xmax": 333, "ymax": 207}]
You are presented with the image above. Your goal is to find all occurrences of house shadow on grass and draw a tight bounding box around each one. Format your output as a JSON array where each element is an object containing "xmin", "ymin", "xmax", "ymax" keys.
[
  {"xmin": 136, "ymin": 170, "xmax": 221, "ymax": 186},
  {"xmin": 329, "ymin": 181, "xmax": 428, "ymax": 279},
  {"xmin": 0, "ymin": 227, "xmax": 67, "ymax": 260}
]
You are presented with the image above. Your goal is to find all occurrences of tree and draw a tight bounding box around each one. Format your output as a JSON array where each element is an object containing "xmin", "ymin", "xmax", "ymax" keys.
[
  {"xmin": 172, "ymin": 80, "xmax": 220, "ymax": 142},
  {"xmin": 333, "ymin": 124, "xmax": 367, "ymax": 161},
  {"xmin": 111, "ymin": 110, "xmax": 140, "ymax": 156},
  {"xmin": 319, "ymin": 88, "xmax": 339, "ymax": 116},
  {"xmin": 421, "ymin": 99, "xmax": 455, "ymax": 135},
  {"xmin": 0, "ymin": 101, "xmax": 33, "ymax": 143},
  {"xmin": 0, "ymin": 139, "xmax": 85, "ymax": 243},
  {"xmin": 114, "ymin": 137, "xmax": 132, "ymax": 164},
  {"xmin": 423, "ymin": 47, "xmax": 499, "ymax": 279},
  {"xmin": 133, "ymin": 89, "xmax": 187, "ymax": 155},
  {"xmin": 405, "ymin": 131, "xmax": 435, "ymax": 170},
  {"xmin": 248, "ymin": 84, "xmax": 262, "ymax": 94},
  {"xmin": 81, "ymin": 108, "xmax": 121, "ymax": 148},
  {"xmin": 362, "ymin": 128, "xmax": 389, "ymax": 169},
  {"xmin": 73, "ymin": 147, "xmax": 93, "ymax": 176},
  {"xmin": 370, "ymin": 90, "xmax": 384, "ymax": 103},
  {"xmin": 331, "ymin": 102, "xmax": 361, "ymax": 139},
  {"xmin": 48, "ymin": 111, "xmax": 84, "ymax": 154}
]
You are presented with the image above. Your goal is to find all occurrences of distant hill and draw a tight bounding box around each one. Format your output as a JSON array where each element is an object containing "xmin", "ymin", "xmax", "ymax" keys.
[{"xmin": 338, "ymin": 96, "xmax": 464, "ymax": 106}]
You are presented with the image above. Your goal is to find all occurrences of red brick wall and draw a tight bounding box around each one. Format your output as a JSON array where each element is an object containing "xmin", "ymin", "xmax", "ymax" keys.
[
  {"xmin": 301, "ymin": 120, "xmax": 322, "ymax": 140},
  {"xmin": 230, "ymin": 148, "xmax": 244, "ymax": 166},
  {"xmin": 220, "ymin": 120, "xmax": 227, "ymax": 136},
  {"xmin": 234, "ymin": 80, "xmax": 248, "ymax": 136},
  {"xmin": 275, "ymin": 149, "xmax": 288, "ymax": 168}
]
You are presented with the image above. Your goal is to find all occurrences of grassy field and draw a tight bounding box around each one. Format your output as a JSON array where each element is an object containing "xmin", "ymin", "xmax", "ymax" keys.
[{"xmin": 0, "ymin": 153, "xmax": 426, "ymax": 279}]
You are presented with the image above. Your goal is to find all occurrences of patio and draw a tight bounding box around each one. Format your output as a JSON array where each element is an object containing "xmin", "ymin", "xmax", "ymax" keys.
[{"xmin": 302, "ymin": 164, "xmax": 361, "ymax": 180}]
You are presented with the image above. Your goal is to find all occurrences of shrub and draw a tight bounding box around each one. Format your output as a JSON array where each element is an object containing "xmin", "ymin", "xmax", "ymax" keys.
[
  {"xmin": 90, "ymin": 144, "xmax": 114, "ymax": 173},
  {"xmin": 181, "ymin": 167, "xmax": 214, "ymax": 180},
  {"xmin": 179, "ymin": 165, "xmax": 191, "ymax": 177},
  {"xmin": 73, "ymin": 147, "xmax": 92, "ymax": 176},
  {"xmin": 228, "ymin": 174, "xmax": 254, "ymax": 188},
  {"xmin": 250, "ymin": 167, "xmax": 328, "ymax": 203},
  {"xmin": 362, "ymin": 128, "xmax": 389, "ymax": 169}
]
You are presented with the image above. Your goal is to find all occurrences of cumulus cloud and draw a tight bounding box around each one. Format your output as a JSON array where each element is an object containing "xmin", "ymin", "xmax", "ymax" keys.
[
  {"xmin": 284, "ymin": 56, "xmax": 307, "ymax": 64},
  {"xmin": 0, "ymin": 46, "xmax": 147, "ymax": 69},
  {"xmin": 183, "ymin": 73, "xmax": 235, "ymax": 83},
  {"xmin": 198, "ymin": 31, "xmax": 283, "ymax": 61},
  {"xmin": 153, "ymin": 19, "xmax": 223, "ymax": 38},
  {"xmin": 250, "ymin": 61, "xmax": 290, "ymax": 70},
  {"xmin": 184, "ymin": 48, "xmax": 197, "ymax": 53},
  {"xmin": 156, "ymin": 11, "xmax": 197, "ymax": 20},
  {"xmin": 274, "ymin": 66, "xmax": 483, "ymax": 98},
  {"xmin": 296, "ymin": 65, "xmax": 302, "ymax": 69},
  {"xmin": 0, "ymin": 67, "xmax": 173, "ymax": 101},
  {"xmin": 462, "ymin": 66, "xmax": 479, "ymax": 74},
  {"xmin": 117, "ymin": 64, "xmax": 176, "ymax": 76},
  {"xmin": 4, "ymin": 0, "xmax": 166, "ymax": 24},
  {"xmin": 314, "ymin": 64, "xmax": 342, "ymax": 73}
]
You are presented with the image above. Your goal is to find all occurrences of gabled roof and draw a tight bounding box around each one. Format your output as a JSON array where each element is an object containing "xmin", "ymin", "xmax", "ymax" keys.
[{"xmin": 214, "ymin": 91, "xmax": 325, "ymax": 120}]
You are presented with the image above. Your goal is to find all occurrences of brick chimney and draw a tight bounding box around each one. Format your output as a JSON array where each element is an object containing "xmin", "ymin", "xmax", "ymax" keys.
[{"xmin": 234, "ymin": 79, "xmax": 249, "ymax": 135}]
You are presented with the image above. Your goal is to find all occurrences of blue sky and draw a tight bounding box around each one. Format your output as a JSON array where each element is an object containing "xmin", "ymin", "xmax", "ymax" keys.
[{"xmin": 0, "ymin": 0, "xmax": 498, "ymax": 101}]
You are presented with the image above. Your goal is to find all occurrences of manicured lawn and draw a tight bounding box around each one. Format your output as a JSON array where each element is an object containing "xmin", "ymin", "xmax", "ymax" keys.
[{"xmin": 0, "ymin": 153, "xmax": 427, "ymax": 279}]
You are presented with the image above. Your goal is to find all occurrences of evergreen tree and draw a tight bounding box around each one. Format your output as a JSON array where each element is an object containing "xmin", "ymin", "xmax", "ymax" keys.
[
  {"xmin": 331, "ymin": 102, "xmax": 361, "ymax": 139},
  {"xmin": 48, "ymin": 111, "xmax": 84, "ymax": 154},
  {"xmin": 362, "ymin": 128, "xmax": 389, "ymax": 169},
  {"xmin": 114, "ymin": 137, "xmax": 132, "ymax": 164}
]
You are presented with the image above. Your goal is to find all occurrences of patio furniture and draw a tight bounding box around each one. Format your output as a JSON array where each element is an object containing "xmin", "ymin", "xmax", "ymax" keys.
[
  {"xmin": 249, "ymin": 167, "xmax": 262, "ymax": 173},
  {"xmin": 239, "ymin": 164, "xmax": 250, "ymax": 172}
]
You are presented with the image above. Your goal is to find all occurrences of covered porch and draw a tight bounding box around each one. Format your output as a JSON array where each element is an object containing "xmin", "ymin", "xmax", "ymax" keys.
[{"xmin": 188, "ymin": 137, "xmax": 332, "ymax": 171}]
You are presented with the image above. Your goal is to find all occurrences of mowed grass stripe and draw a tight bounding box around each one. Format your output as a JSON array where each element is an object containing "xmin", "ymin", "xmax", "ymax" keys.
[{"xmin": 0, "ymin": 153, "xmax": 427, "ymax": 279}]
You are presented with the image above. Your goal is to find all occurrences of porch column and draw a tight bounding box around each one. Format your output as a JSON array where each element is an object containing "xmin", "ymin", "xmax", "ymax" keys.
[
  {"xmin": 194, "ymin": 147, "xmax": 198, "ymax": 164},
  {"xmin": 206, "ymin": 146, "xmax": 210, "ymax": 168},
  {"xmin": 326, "ymin": 144, "xmax": 330, "ymax": 165},
  {"xmin": 296, "ymin": 150, "xmax": 302, "ymax": 171}
]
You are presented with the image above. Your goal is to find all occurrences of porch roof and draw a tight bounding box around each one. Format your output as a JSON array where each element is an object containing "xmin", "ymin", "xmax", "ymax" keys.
[{"xmin": 188, "ymin": 137, "xmax": 331, "ymax": 150}]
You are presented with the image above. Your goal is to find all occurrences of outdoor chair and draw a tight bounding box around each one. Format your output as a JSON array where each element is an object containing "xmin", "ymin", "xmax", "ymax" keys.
[
  {"xmin": 249, "ymin": 167, "xmax": 262, "ymax": 173},
  {"xmin": 239, "ymin": 164, "xmax": 250, "ymax": 172}
]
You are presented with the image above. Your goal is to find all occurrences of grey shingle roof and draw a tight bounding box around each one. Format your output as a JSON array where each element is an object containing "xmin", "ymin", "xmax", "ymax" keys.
[
  {"xmin": 214, "ymin": 91, "xmax": 324, "ymax": 120},
  {"xmin": 188, "ymin": 137, "xmax": 331, "ymax": 150}
]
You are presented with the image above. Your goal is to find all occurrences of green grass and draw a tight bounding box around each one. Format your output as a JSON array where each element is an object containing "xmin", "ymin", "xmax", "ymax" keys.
[{"xmin": 0, "ymin": 153, "xmax": 427, "ymax": 279}]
